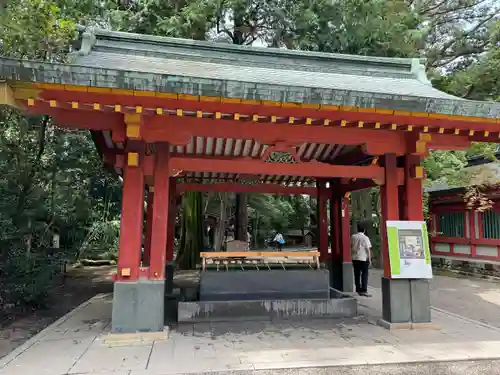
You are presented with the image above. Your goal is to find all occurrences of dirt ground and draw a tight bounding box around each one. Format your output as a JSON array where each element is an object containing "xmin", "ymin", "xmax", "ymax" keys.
[{"xmin": 0, "ymin": 266, "xmax": 114, "ymax": 359}]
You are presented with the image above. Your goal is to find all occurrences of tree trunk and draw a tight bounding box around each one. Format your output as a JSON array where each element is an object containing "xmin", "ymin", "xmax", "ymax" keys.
[
  {"xmin": 25, "ymin": 218, "xmax": 32, "ymax": 258},
  {"xmin": 176, "ymin": 191, "xmax": 204, "ymax": 270},
  {"xmin": 351, "ymin": 190, "xmax": 373, "ymax": 231},
  {"xmin": 254, "ymin": 211, "xmax": 259, "ymax": 249},
  {"xmin": 16, "ymin": 115, "xmax": 48, "ymax": 219},
  {"xmin": 230, "ymin": 10, "xmax": 249, "ymax": 244},
  {"xmin": 215, "ymin": 192, "xmax": 228, "ymax": 251},
  {"xmin": 235, "ymin": 193, "xmax": 248, "ymax": 241},
  {"xmin": 233, "ymin": 14, "xmax": 245, "ymax": 45}
]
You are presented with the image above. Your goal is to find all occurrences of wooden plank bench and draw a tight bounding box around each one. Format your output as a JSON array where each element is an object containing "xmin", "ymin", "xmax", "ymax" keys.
[{"xmin": 200, "ymin": 251, "xmax": 321, "ymax": 271}]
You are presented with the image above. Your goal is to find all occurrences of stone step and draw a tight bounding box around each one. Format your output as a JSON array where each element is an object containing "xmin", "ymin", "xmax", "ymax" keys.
[{"xmin": 178, "ymin": 298, "xmax": 357, "ymax": 323}]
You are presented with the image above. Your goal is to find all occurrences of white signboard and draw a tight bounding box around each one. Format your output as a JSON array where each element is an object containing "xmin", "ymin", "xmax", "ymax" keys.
[{"xmin": 386, "ymin": 221, "xmax": 433, "ymax": 279}]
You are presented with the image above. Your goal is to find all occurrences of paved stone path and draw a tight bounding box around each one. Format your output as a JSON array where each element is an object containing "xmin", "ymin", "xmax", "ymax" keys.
[
  {"xmin": 369, "ymin": 268, "xmax": 500, "ymax": 328},
  {"xmin": 0, "ymin": 266, "xmax": 114, "ymax": 359},
  {"xmin": 2, "ymin": 271, "xmax": 500, "ymax": 374}
]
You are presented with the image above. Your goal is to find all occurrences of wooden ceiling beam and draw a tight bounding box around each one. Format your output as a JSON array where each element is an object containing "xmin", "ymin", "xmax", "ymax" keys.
[
  {"xmin": 169, "ymin": 156, "xmax": 386, "ymax": 180},
  {"xmin": 177, "ymin": 182, "xmax": 317, "ymax": 195},
  {"xmin": 145, "ymin": 116, "xmax": 407, "ymax": 154}
]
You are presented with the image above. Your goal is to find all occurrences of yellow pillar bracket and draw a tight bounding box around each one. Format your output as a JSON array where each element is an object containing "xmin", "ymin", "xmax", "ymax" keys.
[
  {"xmin": 413, "ymin": 166, "xmax": 425, "ymax": 179},
  {"xmin": 124, "ymin": 113, "xmax": 143, "ymax": 140},
  {"xmin": 0, "ymin": 83, "xmax": 19, "ymax": 108},
  {"xmin": 415, "ymin": 133, "xmax": 432, "ymax": 155},
  {"xmin": 127, "ymin": 152, "xmax": 139, "ymax": 167}
]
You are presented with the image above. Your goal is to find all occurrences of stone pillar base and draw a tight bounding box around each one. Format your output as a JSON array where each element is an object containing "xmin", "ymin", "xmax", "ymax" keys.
[
  {"xmin": 381, "ymin": 277, "xmax": 431, "ymax": 325},
  {"xmin": 377, "ymin": 320, "xmax": 439, "ymax": 330},
  {"xmin": 112, "ymin": 280, "xmax": 165, "ymax": 333},
  {"xmin": 327, "ymin": 260, "xmax": 354, "ymax": 293},
  {"xmin": 165, "ymin": 261, "xmax": 175, "ymax": 295},
  {"xmin": 342, "ymin": 262, "xmax": 354, "ymax": 293}
]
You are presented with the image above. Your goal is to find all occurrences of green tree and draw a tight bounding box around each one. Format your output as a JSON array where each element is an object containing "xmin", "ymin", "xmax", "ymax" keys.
[
  {"xmin": 291, "ymin": 0, "xmax": 422, "ymax": 56},
  {"xmin": 0, "ymin": 0, "xmax": 122, "ymax": 311},
  {"xmin": 288, "ymin": 195, "xmax": 312, "ymax": 235},
  {"xmin": 435, "ymin": 48, "xmax": 500, "ymax": 101},
  {"xmin": 426, "ymin": 19, "xmax": 500, "ymax": 211},
  {"xmin": 248, "ymin": 194, "xmax": 295, "ymax": 243},
  {"xmin": 176, "ymin": 191, "xmax": 203, "ymax": 269},
  {"xmin": 413, "ymin": 0, "xmax": 500, "ymax": 69}
]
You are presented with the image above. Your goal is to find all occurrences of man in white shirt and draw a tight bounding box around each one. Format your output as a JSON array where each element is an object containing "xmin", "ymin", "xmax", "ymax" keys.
[
  {"xmin": 273, "ymin": 232, "xmax": 284, "ymax": 251},
  {"xmin": 351, "ymin": 223, "xmax": 372, "ymax": 297}
]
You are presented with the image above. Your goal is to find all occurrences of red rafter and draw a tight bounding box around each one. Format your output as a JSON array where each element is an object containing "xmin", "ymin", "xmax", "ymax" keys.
[{"xmin": 29, "ymin": 90, "xmax": 499, "ymax": 134}]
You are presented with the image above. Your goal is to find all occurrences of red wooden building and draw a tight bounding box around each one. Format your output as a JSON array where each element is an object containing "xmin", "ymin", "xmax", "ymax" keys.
[
  {"xmin": 429, "ymin": 151, "xmax": 500, "ymax": 264},
  {"xmin": 1, "ymin": 28, "xmax": 499, "ymax": 332}
]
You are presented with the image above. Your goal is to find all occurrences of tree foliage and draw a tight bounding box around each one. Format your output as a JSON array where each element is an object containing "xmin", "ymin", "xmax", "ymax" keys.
[
  {"xmin": 0, "ymin": 0, "xmax": 77, "ymax": 60},
  {"xmin": 414, "ymin": 0, "xmax": 500, "ymax": 69},
  {"xmin": 0, "ymin": 0, "xmax": 122, "ymax": 313}
]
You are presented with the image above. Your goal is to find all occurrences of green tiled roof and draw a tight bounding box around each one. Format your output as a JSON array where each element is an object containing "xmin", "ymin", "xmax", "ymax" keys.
[{"xmin": 1, "ymin": 27, "xmax": 500, "ymax": 119}]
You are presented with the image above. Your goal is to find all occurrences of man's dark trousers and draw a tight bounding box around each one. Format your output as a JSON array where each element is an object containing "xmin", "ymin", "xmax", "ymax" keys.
[{"xmin": 352, "ymin": 260, "xmax": 369, "ymax": 294}]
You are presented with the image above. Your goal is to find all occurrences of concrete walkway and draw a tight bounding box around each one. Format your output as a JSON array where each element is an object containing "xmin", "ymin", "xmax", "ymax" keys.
[
  {"xmin": 2, "ymin": 277, "xmax": 500, "ymax": 375},
  {"xmin": 369, "ymin": 268, "xmax": 500, "ymax": 328}
]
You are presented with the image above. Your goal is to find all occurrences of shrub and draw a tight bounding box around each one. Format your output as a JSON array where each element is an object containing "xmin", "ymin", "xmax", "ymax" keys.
[{"xmin": 0, "ymin": 248, "xmax": 67, "ymax": 312}]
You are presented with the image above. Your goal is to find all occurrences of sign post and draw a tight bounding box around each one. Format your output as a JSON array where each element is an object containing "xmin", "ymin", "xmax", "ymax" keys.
[{"xmin": 386, "ymin": 221, "xmax": 432, "ymax": 279}]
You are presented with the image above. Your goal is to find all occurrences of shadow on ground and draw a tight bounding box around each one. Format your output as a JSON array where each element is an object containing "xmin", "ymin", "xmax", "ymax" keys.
[{"xmin": 0, "ymin": 266, "xmax": 114, "ymax": 358}]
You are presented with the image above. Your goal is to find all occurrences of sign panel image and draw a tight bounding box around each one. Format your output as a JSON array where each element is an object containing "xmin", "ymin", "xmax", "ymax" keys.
[
  {"xmin": 386, "ymin": 221, "xmax": 432, "ymax": 279},
  {"xmin": 398, "ymin": 229, "xmax": 425, "ymax": 259}
]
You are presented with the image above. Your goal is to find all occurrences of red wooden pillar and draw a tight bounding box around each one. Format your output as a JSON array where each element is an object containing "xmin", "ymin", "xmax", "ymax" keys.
[
  {"xmin": 403, "ymin": 155, "xmax": 424, "ymax": 221},
  {"xmin": 341, "ymin": 196, "xmax": 352, "ymax": 263},
  {"xmin": 331, "ymin": 191, "xmax": 352, "ymax": 261},
  {"xmin": 380, "ymin": 154, "xmax": 400, "ymax": 278},
  {"xmin": 166, "ymin": 177, "xmax": 177, "ymax": 263},
  {"xmin": 117, "ymin": 147, "xmax": 145, "ymax": 281},
  {"xmin": 143, "ymin": 188, "xmax": 154, "ymax": 266},
  {"xmin": 329, "ymin": 186, "xmax": 354, "ymax": 292},
  {"xmin": 329, "ymin": 194, "xmax": 339, "ymax": 260},
  {"xmin": 148, "ymin": 143, "xmax": 170, "ymax": 280},
  {"xmin": 317, "ymin": 180, "xmax": 329, "ymax": 261},
  {"xmin": 398, "ymin": 185, "xmax": 406, "ymax": 222}
]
